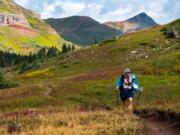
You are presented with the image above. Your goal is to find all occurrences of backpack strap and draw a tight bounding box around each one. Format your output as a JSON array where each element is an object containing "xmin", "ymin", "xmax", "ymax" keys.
[{"xmin": 120, "ymin": 75, "xmax": 125, "ymax": 91}]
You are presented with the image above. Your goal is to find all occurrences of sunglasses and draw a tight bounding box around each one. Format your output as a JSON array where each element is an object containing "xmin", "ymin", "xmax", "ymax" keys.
[{"xmin": 125, "ymin": 72, "xmax": 131, "ymax": 74}]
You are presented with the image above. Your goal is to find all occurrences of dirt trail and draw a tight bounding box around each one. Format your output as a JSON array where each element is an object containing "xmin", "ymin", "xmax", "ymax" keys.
[
  {"xmin": 144, "ymin": 117, "xmax": 180, "ymax": 135},
  {"xmin": 44, "ymin": 85, "xmax": 53, "ymax": 96},
  {"xmin": 134, "ymin": 110, "xmax": 180, "ymax": 135}
]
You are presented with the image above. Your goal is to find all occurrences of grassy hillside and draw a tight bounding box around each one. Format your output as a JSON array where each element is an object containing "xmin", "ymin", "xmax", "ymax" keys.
[
  {"xmin": 0, "ymin": 0, "xmax": 70, "ymax": 55},
  {"xmin": 0, "ymin": 0, "xmax": 21, "ymax": 13},
  {"xmin": 0, "ymin": 19, "xmax": 179, "ymax": 134}
]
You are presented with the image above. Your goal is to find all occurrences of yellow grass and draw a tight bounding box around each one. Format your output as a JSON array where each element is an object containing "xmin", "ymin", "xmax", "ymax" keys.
[
  {"xmin": 0, "ymin": 110, "xmax": 144, "ymax": 135},
  {"xmin": 22, "ymin": 68, "xmax": 53, "ymax": 79}
]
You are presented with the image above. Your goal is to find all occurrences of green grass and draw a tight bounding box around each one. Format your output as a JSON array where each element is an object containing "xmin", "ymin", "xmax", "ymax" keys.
[
  {"xmin": 0, "ymin": 25, "xmax": 65, "ymax": 54},
  {"xmin": 0, "ymin": 19, "xmax": 179, "ymax": 134},
  {"xmin": 137, "ymin": 75, "xmax": 180, "ymax": 112},
  {"xmin": 0, "ymin": 0, "xmax": 21, "ymax": 14},
  {"xmin": 2, "ymin": 22, "xmax": 179, "ymax": 112},
  {"xmin": 0, "ymin": 96, "xmax": 51, "ymax": 111},
  {"xmin": 0, "ymin": 1, "xmax": 72, "ymax": 55}
]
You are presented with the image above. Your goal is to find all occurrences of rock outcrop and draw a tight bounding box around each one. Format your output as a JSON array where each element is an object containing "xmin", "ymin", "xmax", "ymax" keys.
[
  {"xmin": 0, "ymin": 12, "xmax": 29, "ymax": 27},
  {"xmin": 173, "ymin": 27, "xmax": 180, "ymax": 39}
]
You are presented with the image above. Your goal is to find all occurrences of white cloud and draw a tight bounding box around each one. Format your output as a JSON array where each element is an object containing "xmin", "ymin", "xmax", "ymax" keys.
[
  {"xmin": 40, "ymin": 1, "xmax": 86, "ymax": 18},
  {"xmin": 86, "ymin": 3, "xmax": 103, "ymax": 14},
  {"xmin": 141, "ymin": 0, "xmax": 168, "ymax": 23},
  {"xmin": 60, "ymin": 1, "xmax": 85, "ymax": 14},
  {"xmin": 14, "ymin": 0, "xmax": 180, "ymax": 24},
  {"xmin": 80, "ymin": 3, "xmax": 103, "ymax": 21},
  {"xmin": 40, "ymin": 3, "xmax": 55, "ymax": 18},
  {"xmin": 14, "ymin": 0, "xmax": 30, "ymax": 7},
  {"xmin": 107, "ymin": 6, "xmax": 132, "ymax": 19}
]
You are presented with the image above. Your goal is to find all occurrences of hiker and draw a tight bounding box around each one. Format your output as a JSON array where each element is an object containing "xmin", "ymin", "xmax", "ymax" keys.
[{"xmin": 116, "ymin": 68, "xmax": 142, "ymax": 110}]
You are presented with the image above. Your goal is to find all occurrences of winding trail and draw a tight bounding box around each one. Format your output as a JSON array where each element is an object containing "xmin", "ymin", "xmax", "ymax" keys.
[
  {"xmin": 144, "ymin": 117, "xmax": 180, "ymax": 135},
  {"xmin": 135, "ymin": 110, "xmax": 180, "ymax": 135},
  {"xmin": 44, "ymin": 85, "xmax": 53, "ymax": 96}
]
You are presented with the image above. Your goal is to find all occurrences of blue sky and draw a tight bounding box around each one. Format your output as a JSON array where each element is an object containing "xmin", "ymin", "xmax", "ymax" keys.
[{"xmin": 14, "ymin": 0, "xmax": 180, "ymax": 24}]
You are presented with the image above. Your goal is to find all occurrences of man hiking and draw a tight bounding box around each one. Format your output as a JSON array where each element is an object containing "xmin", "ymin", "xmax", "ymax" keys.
[{"xmin": 116, "ymin": 68, "xmax": 142, "ymax": 110}]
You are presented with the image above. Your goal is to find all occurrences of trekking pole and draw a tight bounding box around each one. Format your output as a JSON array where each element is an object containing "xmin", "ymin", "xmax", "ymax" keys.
[
  {"xmin": 134, "ymin": 92, "xmax": 141, "ymax": 111},
  {"xmin": 116, "ymin": 89, "xmax": 119, "ymax": 106}
]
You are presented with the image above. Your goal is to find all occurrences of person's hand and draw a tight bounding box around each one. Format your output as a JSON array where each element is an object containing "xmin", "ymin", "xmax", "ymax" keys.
[{"xmin": 140, "ymin": 87, "xmax": 143, "ymax": 92}]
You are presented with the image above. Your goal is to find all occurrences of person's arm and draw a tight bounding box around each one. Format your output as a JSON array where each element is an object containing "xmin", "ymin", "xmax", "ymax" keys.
[
  {"xmin": 132, "ymin": 74, "xmax": 141, "ymax": 92},
  {"xmin": 116, "ymin": 76, "xmax": 122, "ymax": 90}
]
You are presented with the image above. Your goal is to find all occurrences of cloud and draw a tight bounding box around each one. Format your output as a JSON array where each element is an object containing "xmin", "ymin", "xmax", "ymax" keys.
[
  {"xmin": 14, "ymin": 0, "xmax": 30, "ymax": 7},
  {"xmin": 81, "ymin": 3, "xmax": 103, "ymax": 20},
  {"xmin": 40, "ymin": 1, "xmax": 86, "ymax": 18},
  {"xmin": 41, "ymin": 3, "xmax": 57, "ymax": 18},
  {"xmin": 14, "ymin": 0, "xmax": 180, "ymax": 24},
  {"xmin": 60, "ymin": 1, "xmax": 85, "ymax": 14},
  {"xmin": 141, "ymin": 0, "xmax": 168, "ymax": 22}
]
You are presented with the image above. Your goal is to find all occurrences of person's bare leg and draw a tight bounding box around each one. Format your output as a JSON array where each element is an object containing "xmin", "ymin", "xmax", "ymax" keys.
[
  {"xmin": 120, "ymin": 100, "xmax": 126, "ymax": 111},
  {"xmin": 128, "ymin": 98, "xmax": 133, "ymax": 111}
]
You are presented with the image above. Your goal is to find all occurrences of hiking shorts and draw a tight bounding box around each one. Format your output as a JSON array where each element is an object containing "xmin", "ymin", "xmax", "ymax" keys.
[{"xmin": 120, "ymin": 88, "xmax": 134, "ymax": 101}]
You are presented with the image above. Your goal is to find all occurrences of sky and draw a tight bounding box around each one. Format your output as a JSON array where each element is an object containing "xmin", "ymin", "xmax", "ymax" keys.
[{"xmin": 14, "ymin": 0, "xmax": 180, "ymax": 24}]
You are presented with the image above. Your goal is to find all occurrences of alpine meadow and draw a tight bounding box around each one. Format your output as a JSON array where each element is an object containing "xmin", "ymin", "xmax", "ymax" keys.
[{"xmin": 0, "ymin": 0, "xmax": 180, "ymax": 135}]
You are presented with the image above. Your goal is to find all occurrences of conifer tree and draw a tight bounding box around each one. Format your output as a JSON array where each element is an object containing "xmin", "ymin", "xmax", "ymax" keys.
[{"xmin": 62, "ymin": 43, "xmax": 68, "ymax": 53}]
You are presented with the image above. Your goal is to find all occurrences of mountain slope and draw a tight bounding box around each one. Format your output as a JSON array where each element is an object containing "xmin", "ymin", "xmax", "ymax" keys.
[
  {"xmin": 2, "ymin": 19, "xmax": 180, "ymax": 110},
  {"xmin": 104, "ymin": 12, "xmax": 158, "ymax": 34},
  {"xmin": 0, "ymin": 0, "xmax": 68, "ymax": 55},
  {"xmin": 0, "ymin": 18, "xmax": 179, "ymax": 134},
  {"xmin": 45, "ymin": 16, "xmax": 122, "ymax": 46}
]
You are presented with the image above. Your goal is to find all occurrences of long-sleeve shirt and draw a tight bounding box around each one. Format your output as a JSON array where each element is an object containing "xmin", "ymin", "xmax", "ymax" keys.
[{"xmin": 116, "ymin": 73, "xmax": 141, "ymax": 92}]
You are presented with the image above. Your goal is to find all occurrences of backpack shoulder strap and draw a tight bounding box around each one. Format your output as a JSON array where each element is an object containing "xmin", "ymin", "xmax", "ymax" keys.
[{"xmin": 120, "ymin": 75, "xmax": 125, "ymax": 89}]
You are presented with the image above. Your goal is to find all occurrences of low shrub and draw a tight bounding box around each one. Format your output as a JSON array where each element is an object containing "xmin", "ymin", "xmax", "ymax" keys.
[{"xmin": 0, "ymin": 73, "xmax": 18, "ymax": 89}]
